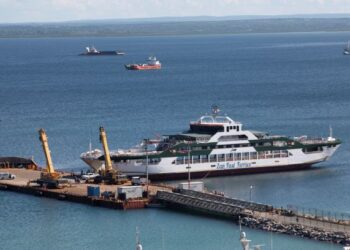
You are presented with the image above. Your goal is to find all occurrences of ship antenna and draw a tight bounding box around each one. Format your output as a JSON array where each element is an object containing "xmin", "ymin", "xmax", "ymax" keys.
[
  {"xmin": 136, "ymin": 226, "xmax": 139, "ymax": 245},
  {"xmin": 211, "ymin": 105, "xmax": 220, "ymax": 118},
  {"xmin": 161, "ymin": 229, "xmax": 165, "ymax": 250},
  {"xmin": 327, "ymin": 125, "xmax": 336, "ymax": 142},
  {"xmin": 135, "ymin": 227, "xmax": 143, "ymax": 250},
  {"xmin": 270, "ymin": 231, "xmax": 273, "ymax": 250},
  {"xmin": 239, "ymin": 216, "xmax": 242, "ymax": 232},
  {"xmin": 89, "ymin": 129, "xmax": 92, "ymax": 153}
]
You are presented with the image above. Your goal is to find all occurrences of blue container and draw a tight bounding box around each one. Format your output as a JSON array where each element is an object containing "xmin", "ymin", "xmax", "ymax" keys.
[{"xmin": 87, "ymin": 186, "xmax": 100, "ymax": 197}]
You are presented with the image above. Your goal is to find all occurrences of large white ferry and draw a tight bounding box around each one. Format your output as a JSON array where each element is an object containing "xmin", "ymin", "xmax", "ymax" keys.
[{"xmin": 80, "ymin": 107, "xmax": 341, "ymax": 180}]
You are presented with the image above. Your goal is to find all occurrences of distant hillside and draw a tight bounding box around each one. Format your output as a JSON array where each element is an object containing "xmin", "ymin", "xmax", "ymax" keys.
[{"xmin": 1, "ymin": 17, "xmax": 350, "ymax": 38}]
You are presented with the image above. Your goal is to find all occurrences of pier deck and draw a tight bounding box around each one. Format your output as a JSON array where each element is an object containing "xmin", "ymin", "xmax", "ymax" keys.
[
  {"xmin": 174, "ymin": 189, "xmax": 350, "ymax": 233},
  {"xmin": 156, "ymin": 189, "xmax": 350, "ymax": 245},
  {"xmin": 0, "ymin": 168, "xmax": 172, "ymax": 209},
  {"xmin": 1, "ymin": 168, "xmax": 350, "ymax": 245}
]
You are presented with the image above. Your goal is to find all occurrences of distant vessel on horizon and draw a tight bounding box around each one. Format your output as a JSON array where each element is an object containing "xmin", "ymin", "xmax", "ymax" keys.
[
  {"xmin": 344, "ymin": 41, "xmax": 350, "ymax": 55},
  {"xmin": 125, "ymin": 56, "xmax": 161, "ymax": 70},
  {"xmin": 80, "ymin": 46, "xmax": 125, "ymax": 56}
]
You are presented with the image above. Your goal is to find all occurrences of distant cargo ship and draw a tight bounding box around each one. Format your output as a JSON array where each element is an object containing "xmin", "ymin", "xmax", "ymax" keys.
[
  {"xmin": 80, "ymin": 106, "xmax": 341, "ymax": 180},
  {"xmin": 80, "ymin": 46, "xmax": 125, "ymax": 56},
  {"xmin": 125, "ymin": 56, "xmax": 161, "ymax": 70}
]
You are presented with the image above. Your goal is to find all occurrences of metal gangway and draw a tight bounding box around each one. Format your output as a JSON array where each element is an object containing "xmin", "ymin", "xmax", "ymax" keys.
[
  {"xmin": 156, "ymin": 190, "xmax": 244, "ymax": 218},
  {"xmin": 175, "ymin": 189, "xmax": 273, "ymax": 212}
]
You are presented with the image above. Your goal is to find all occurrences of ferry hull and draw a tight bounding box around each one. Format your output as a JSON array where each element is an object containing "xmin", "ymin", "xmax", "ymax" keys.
[
  {"xmin": 80, "ymin": 51, "xmax": 124, "ymax": 56},
  {"xmin": 81, "ymin": 157, "xmax": 313, "ymax": 181},
  {"xmin": 81, "ymin": 145, "xmax": 339, "ymax": 181},
  {"xmin": 145, "ymin": 163, "xmax": 312, "ymax": 181}
]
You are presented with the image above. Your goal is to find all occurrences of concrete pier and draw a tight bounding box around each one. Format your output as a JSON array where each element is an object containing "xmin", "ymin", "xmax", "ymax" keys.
[
  {"xmin": 1, "ymin": 168, "xmax": 350, "ymax": 246},
  {"xmin": 156, "ymin": 189, "xmax": 350, "ymax": 245},
  {"xmin": 0, "ymin": 168, "xmax": 171, "ymax": 210}
]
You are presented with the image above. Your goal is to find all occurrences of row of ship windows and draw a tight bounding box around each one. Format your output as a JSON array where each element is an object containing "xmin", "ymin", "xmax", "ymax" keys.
[
  {"xmin": 185, "ymin": 141, "xmax": 293, "ymax": 151},
  {"xmin": 117, "ymin": 146, "xmax": 327, "ymax": 164},
  {"xmin": 118, "ymin": 150, "xmax": 290, "ymax": 165},
  {"xmin": 173, "ymin": 150, "xmax": 290, "ymax": 165},
  {"xmin": 225, "ymin": 126, "xmax": 240, "ymax": 132},
  {"xmin": 302, "ymin": 146, "xmax": 323, "ymax": 153},
  {"xmin": 189, "ymin": 144, "xmax": 249, "ymax": 151}
]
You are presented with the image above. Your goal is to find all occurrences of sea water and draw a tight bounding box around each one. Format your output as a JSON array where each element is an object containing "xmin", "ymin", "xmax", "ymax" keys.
[{"xmin": 1, "ymin": 32, "xmax": 350, "ymax": 249}]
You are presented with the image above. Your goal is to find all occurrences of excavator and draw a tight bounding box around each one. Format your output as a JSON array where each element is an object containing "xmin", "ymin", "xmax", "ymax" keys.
[
  {"xmin": 36, "ymin": 129, "xmax": 69, "ymax": 188},
  {"xmin": 94, "ymin": 127, "xmax": 128, "ymax": 185}
]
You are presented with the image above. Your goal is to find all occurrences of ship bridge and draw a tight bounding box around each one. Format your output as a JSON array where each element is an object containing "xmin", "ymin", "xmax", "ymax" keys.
[{"xmin": 189, "ymin": 107, "xmax": 242, "ymax": 134}]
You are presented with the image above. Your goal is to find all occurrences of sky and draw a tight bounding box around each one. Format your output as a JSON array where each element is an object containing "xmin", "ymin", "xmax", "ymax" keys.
[{"xmin": 1, "ymin": 0, "xmax": 350, "ymax": 23}]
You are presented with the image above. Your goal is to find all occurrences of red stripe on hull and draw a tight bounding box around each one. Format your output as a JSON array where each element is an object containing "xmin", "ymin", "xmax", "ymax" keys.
[
  {"xmin": 148, "ymin": 163, "xmax": 313, "ymax": 181},
  {"xmin": 125, "ymin": 64, "xmax": 161, "ymax": 70}
]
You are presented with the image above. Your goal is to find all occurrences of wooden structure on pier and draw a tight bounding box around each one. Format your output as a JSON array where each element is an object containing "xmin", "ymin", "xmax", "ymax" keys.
[{"xmin": 0, "ymin": 157, "xmax": 38, "ymax": 170}]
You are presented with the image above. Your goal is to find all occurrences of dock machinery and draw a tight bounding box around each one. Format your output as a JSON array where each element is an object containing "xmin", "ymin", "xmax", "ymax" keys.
[
  {"xmin": 95, "ymin": 127, "xmax": 127, "ymax": 185},
  {"xmin": 36, "ymin": 128, "xmax": 68, "ymax": 188}
]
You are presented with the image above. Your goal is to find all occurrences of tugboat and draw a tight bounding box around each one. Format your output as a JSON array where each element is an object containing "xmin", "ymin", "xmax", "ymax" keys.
[
  {"xmin": 80, "ymin": 46, "xmax": 125, "ymax": 56},
  {"xmin": 125, "ymin": 56, "xmax": 161, "ymax": 70},
  {"xmin": 80, "ymin": 106, "xmax": 341, "ymax": 181},
  {"xmin": 344, "ymin": 41, "xmax": 350, "ymax": 55}
]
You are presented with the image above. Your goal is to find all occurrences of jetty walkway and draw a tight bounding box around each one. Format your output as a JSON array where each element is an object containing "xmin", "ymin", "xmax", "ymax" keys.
[
  {"xmin": 156, "ymin": 189, "xmax": 350, "ymax": 245},
  {"xmin": 1, "ymin": 168, "xmax": 349, "ymax": 245}
]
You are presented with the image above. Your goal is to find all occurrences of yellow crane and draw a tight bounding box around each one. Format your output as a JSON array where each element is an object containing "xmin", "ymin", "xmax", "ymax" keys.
[
  {"xmin": 37, "ymin": 128, "xmax": 67, "ymax": 188},
  {"xmin": 99, "ymin": 126, "xmax": 113, "ymax": 173},
  {"xmin": 97, "ymin": 127, "xmax": 127, "ymax": 185}
]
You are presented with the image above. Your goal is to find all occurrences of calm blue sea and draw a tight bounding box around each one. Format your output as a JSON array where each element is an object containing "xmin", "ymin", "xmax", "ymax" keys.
[{"xmin": 1, "ymin": 32, "xmax": 350, "ymax": 249}]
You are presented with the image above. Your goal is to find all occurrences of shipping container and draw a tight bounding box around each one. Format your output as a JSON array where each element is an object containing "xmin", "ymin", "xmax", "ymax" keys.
[
  {"xmin": 87, "ymin": 185, "xmax": 100, "ymax": 197},
  {"xmin": 116, "ymin": 186, "xmax": 143, "ymax": 200}
]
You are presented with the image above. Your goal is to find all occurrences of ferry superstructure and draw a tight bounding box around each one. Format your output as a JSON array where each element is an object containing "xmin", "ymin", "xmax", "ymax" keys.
[{"xmin": 81, "ymin": 107, "xmax": 341, "ymax": 180}]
